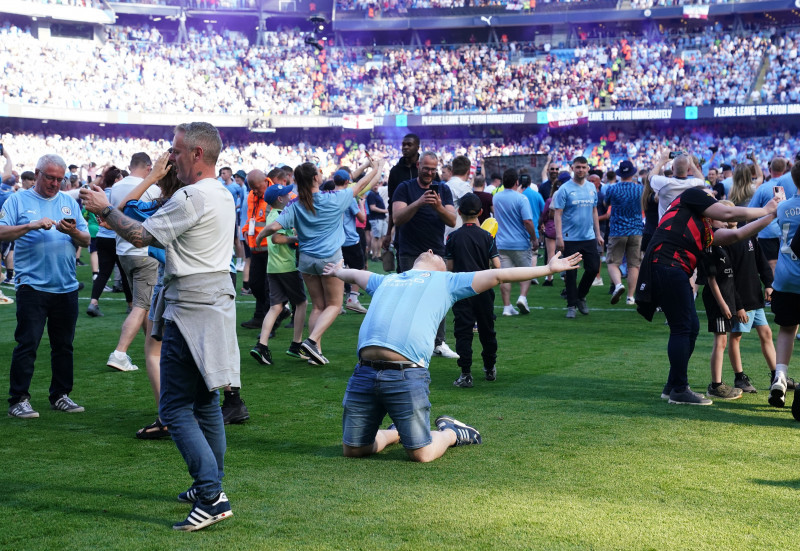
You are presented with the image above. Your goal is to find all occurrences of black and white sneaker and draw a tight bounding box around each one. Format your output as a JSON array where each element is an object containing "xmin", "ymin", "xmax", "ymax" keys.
[
  {"xmin": 769, "ymin": 375, "xmax": 787, "ymax": 408},
  {"xmin": 453, "ymin": 374, "xmax": 473, "ymax": 388},
  {"xmin": 301, "ymin": 339, "xmax": 327, "ymax": 365},
  {"xmin": 483, "ymin": 366, "xmax": 496, "ymax": 381},
  {"xmin": 435, "ymin": 415, "xmax": 482, "ymax": 446},
  {"xmin": 8, "ymin": 399, "xmax": 39, "ymax": 418},
  {"xmin": 250, "ymin": 342, "xmax": 273, "ymax": 365},
  {"xmin": 51, "ymin": 394, "xmax": 85, "ymax": 413},
  {"xmin": 173, "ymin": 492, "xmax": 232, "ymax": 531},
  {"xmin": 177, "ymin": 487, "xmax": 199, "ymax": 503}
]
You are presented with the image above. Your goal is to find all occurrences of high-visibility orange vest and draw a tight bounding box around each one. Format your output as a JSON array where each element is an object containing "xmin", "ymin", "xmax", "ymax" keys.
[{"xmin": 242, "ymin": 189, "xmax": 271, "ymax": 253}]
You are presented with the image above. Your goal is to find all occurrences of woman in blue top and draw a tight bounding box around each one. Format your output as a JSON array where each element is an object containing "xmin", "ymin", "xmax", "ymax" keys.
[{"xmin": 260, "ymin": 157, "xmax": 385, "ymax": 364}]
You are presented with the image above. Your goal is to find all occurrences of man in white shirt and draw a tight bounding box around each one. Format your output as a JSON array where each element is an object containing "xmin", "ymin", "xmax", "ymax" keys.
[
  {"xmin": 444, "ymin": 155, "xmax": 474, "ymax": 239},
  {"xmin": 81, "ymin": 122, "xmax": 238, "ymax": 532},
  {"xmin": 105, "ymin": 152, "xmax": 160, "ymax": 374},
  {"xmin": 649, "ymin": 151, "xmax": 706, "ymax": 220}
]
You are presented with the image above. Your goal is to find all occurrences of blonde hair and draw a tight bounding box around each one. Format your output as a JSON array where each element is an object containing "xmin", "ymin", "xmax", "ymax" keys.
[{"xmin": 729, "ymin": 164, "xmax": 754, "ymax": 206}]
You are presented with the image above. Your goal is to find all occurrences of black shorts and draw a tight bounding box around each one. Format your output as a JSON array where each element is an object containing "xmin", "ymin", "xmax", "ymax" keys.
[
  {"xmin": 342, "ymin": 243, "xmax": 365, "ymax": 270},
  {"xmin": 707, "ymin": 315, "xmax": 733, "ymax": 334},
  {"xmin": 771, "ymin": 290, "xmax": 800, "ymax": 327},
  {"xmin": 242, "ymin": 239, "xmax": 252, "ymax": 259},
  {"xmin": 759, "ymin": 237, "xmax": 779, "ymax": 261},
  {"xmin": 88, "ymin": 237, "xmax": 98, "ymax": 254},
  {"xmin": 267, "ymin": 271, "xmax": 306, "ymax": 307},
  {"xmin": 0, "ymin": 240, "xmax": 13, "ymax": 258}
]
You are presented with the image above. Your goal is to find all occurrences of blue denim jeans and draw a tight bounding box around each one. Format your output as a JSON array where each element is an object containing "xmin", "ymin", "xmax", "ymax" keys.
[
  {"xmin": 158, "ymin": 320, "xmax": 226, "ymax": 501},
  {"xmin": 8, "ymin": 286, "xmax": 78, "ymax": 405},
  {"xmin": 652, "ymin": 264, "xmax": 699, "ymax": 393},
  {"xmin": 342, "ymin": 364, "xmax": 432, "ymax": 450}
]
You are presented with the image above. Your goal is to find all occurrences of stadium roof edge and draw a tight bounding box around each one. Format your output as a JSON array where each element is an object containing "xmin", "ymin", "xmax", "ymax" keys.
[{"xmin": 331, "ymin": 0, "xmax": 794, "ymax": 31}]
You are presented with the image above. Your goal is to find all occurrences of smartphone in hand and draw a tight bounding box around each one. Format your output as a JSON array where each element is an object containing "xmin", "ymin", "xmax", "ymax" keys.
[
  {"xmin": 774, "ymin": 186, "xmax": 786, "ymax": 202},
  {"xmin": 429, "ymin": 182, "xmax": 440, "ymax": 195}
]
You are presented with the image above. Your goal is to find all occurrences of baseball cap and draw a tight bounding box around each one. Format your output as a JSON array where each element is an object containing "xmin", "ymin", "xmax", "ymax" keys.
[
  {"xmin": 234, "ymin": 169, "xmax": 247, "ymax": 180},
  {"xmin": 263, "ymin": 184, "xmax": 292, "ymax": 204},
  {"xmin": 557, "ymin": 171, "xmax": 572, "ymax": 183},
  {"xmin": 333, "ymin": 169, "xmax": 351, "ymax": 186},
  {"xmin": 458, "ymin": 192, "xmax": 482, "ymax": 216},
  {"xmin": 720, "ymin": 163, "xmax": 732, "ymax": 172},
  {"xmin": 617, "ymin": 160, "xmax": 636, "ymax": 178}
]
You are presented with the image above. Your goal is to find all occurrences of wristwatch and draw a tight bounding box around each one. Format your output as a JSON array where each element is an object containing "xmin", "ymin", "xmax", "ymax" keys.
[{"xmin": 100, "ymin": 205, "xmax": 113, "ymax": 218}]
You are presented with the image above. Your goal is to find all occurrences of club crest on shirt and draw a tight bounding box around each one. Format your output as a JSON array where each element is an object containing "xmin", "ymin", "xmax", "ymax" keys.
[
  {"xmin": 0, "ymin": 209, "xmax": 5, "ymax": 219},
  {"xmin": 61, "ymin": 206, "xmax": 72, "ymax": 216},
  {"xmin": 420, "ymin": 272, "xmax": 431, "ymax": 277}
]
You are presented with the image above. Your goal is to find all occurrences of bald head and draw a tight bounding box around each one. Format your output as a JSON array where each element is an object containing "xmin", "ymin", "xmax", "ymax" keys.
[
  {"xmin": 247, "ymin": 169, "xmax": 268, "ymax": 194},
  {"xmin": 672, "ymin": 155, "xmax": 690, "ymax": 178},
  {"xmin": 770, "ymin": 157, "xmax": 788, "ymax": 177}
]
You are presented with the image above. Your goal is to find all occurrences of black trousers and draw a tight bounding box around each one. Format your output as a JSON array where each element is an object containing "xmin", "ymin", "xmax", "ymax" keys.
[
  {"xmin": 453, "ymin": 289, "xmax": 497, "ymax": 373},
  {"xmin": 90, "ymin": 236, "xmax": 132, "ymax": 302},
  {"xmin": 9, "ymin": 287, "xmax": 79, "ymax": 405},
  {"xmin": 563, "ymin": 239, "xmax": 601, "ymax": 307},
  {"xmin": 249, "ymin": 252, "xmax": 270, "ymax": 322}
]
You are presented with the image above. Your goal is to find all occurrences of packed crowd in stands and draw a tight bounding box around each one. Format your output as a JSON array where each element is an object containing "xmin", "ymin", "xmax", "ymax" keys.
[
  {"xmin": 609, "ymin": 31, "xmax": 770, "ymax": 108},
  {"xmin": 757, "ymin": 30, "xmax": 800, "ymax": 105},
  {"xmin": 0, "ymin": 22, "xmax": 793, "ymax": 116},
  {"xmin": 4, "ymin": 126, "xmax": 800, "ymax": 182}
]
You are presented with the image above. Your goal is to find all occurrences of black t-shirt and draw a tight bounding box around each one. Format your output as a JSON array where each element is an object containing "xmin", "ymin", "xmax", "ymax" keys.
[
  {"xmin": 388, "ymin": 159, "xmax": 418, "ymax": 215},
  {"xmin": 366, "ymin": 190, "xmax": 386, "ymax": 220},
  {"xmin": 444, "ymin": 223, "xmax": 499, "ymax": 273},
  {"xmin": 649, "ymin": 187, "xmax": 716, "ymax": 275},
  {"xmin": 393, "ymin": 178, "xmax": 454, "ymax": 256},
  {"xmin": 700, "ymin": 242, "xmax": 738, "ymax": 319},
  {"xmin": 725, "ymin": 236, "xmax": 773, "ymax": 310}
]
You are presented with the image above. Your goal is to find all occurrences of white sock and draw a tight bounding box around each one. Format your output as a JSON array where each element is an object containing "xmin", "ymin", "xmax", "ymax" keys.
[
  {"xmin": 517, "ymin": 296, "xmax": 526, "ymax": 303},
  {"xmin": 776, "ymin": 364, "xmax": 788, "ymax": 378},
  {"xmin": 114, "ymin": 349, "xmax": 127, "ymax": 357},
  {"xmin": 348, "ymin": 292, "xmax": 358, "ymax": 300}
]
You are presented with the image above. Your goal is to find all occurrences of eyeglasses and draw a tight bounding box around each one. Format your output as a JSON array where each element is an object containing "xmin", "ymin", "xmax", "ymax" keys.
[
  {"xmin": 420, "ymin": 167, "xmax": 438, "ymax": 174},
  {"xmin": 41, "ymin": 173, "xmax": 64, "ymax": 184}
]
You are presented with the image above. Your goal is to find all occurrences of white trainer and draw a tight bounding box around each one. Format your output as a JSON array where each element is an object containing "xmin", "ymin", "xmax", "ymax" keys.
[
  {"xmin": 516, "ymin": 296, "xmax": 530, "ymax": 314},
  {"xmin": 610, "ymin": 284, "xmax": 625, "ymax": 305},
  {"xmin": 502, "ymin": 305, "xmax": 519, "ymax": 316},
  {"xmin": 107, "ymin": 352, "xmax": 139, "ymax": 372},
  {"xmin": 433, "ymin": 342, "xmax": 459, "ymax": 359}
]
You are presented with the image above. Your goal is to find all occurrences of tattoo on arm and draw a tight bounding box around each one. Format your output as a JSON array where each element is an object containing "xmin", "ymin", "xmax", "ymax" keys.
[{"xmin": 105, "ymin": 209, "xmax": 164, "ymax": 249}]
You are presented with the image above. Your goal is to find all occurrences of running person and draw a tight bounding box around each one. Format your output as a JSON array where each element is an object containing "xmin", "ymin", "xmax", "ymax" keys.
[{"xmin": 259, "ymin": 158, "xmax": 385, "ymax": 364}]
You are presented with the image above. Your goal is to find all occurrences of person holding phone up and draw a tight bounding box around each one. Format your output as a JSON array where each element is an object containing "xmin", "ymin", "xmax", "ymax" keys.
[{"xmin": 390, "ymin": 151, "xmax": 460, "ymax": 359}]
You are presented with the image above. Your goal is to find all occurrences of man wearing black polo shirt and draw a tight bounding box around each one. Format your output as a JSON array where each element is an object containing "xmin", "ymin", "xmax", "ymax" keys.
[{"xmin": 392, "ymin": 151, "xmax": 459, "ymax": 359}]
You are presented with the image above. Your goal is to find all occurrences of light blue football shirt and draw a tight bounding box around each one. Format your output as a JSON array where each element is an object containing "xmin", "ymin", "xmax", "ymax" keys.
[
  {"xmin": 342, "ymin": 198, "xmax": 360, "ymax": 247},
  {"xmin": 493, "ymin": 189, "xmax": 533, "ymax": 250},
  {"xmin": 522, "ymin": 187, "xmax": 545, "ymax": 239},
  {"xmin": 774, "ymin": 194, "xmax": 800, "ymax": 293},
  {"xmin": 551, "ymin": 180, "xmax": 598, "ymax": 241},
  {"xmin": 749, "ymin": 172, "xmax": 798, "ymax": 240},
  {"xmin": 277, "ymin": 190, "xmax": 353, "ymax": 258},
  {"xmin": 358, "ymin": 270, "xmax": 476, "ymax": 367},
  {"xmin": 0, "ymin": 189, "xmax": 88, "ymax": 292}
]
